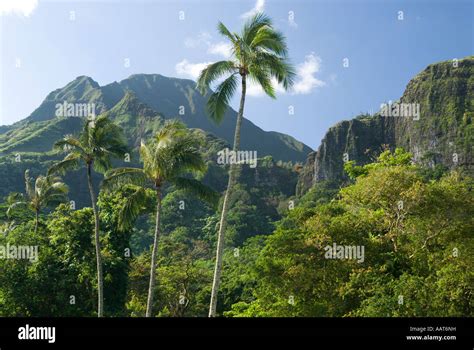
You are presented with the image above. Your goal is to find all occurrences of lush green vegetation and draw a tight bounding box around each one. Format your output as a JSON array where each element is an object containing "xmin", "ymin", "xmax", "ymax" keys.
[
  {"xmin": 227, "ymin": 150, "xmax": 473, "ymax": 316},
  {"xmin": 0, "ymin": 141, "xmax": 472, "ymax": 316},
  {"xmin": 0, "ymin": 15, "xmax": 472, "ymax": 319}
]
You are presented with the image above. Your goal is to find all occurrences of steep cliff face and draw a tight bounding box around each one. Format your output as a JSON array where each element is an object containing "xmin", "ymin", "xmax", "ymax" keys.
[
  {"xmin": 296, "ymin": 116, "xmax": 396, "ymax": 195},
  {"xmin": 297, "ymin": 56, "xmax": 474, "ymax": 195},
  {"xmin": 394, "ymin": 57, "xmax": 474, "ymax": 167}
]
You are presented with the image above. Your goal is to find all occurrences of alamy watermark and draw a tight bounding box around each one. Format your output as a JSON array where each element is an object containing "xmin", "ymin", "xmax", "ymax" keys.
[
  {"xmin": 18, "ymin": 324, "xmax": 55, "ymax": 343},
  {"xmin": 324, "ymin": 243, "xmax": 365, "ymax": 263},
  {"xmin": 55, "ymin": 101, "xmax": 96, "ymax": 118},
  {"xmin": 380, "ymin": 101, "xmax": 420, "ymax": 120},
  {"xmin": 0, "ymin": 244, "xmax": 39, "ymax": 262},
  {"xmin": 217, "ymin": 148, "xmax": 257, "ymax": 168}
]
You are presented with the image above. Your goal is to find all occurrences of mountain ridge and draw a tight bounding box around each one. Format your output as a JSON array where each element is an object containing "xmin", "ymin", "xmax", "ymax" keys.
[{"xmin": 8, "ymin": 73, "xmax": 312, "ymax": 163}]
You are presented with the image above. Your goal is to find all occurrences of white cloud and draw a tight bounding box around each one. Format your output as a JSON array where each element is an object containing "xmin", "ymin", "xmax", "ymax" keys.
[
  {"xmin": 207, "ymin": 42, "xmax": 233, "ymax": 58},
  {"xmin": 245, "ymin": 77, "xmax": 284, "ymax": 97},
  {"xmin": 175, "ymin": 59, "xmax": 213, "ymax": 80},
  {"xmin": 0, "ymin": 0, "xmax": 38, "ymax": 17},
  {"xmin": 184, "ymin": 32, "xmax": 212, "ymax": 49},
  {"xmin": 241, "ymin": 0, "xmax": 265, "ymax": 19},
  {"xmin": 293, "ymin": 53, "xmax": 325, "ymax": 94},
  {"xmin": 184, "ymin": 33, "xmax": 232, "ymax": 59},
  {"xmin": 246, "ymin": 83, "xmax": 265, "ymax": 97},
  {"xmin": 247, "ymin": 53, "xmax": 325, "ymax": 97}
]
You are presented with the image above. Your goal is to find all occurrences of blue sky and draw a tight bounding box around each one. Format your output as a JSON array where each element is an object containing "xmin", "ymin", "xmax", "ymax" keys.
[{"xmin": 1, "ymin": 0, "xmax": 473, "ymax": 149}]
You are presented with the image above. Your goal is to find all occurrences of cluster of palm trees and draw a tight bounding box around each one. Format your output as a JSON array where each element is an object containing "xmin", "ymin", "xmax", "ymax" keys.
[
  {"xmin": 7, "ymin": 12, "xmax": 294, "ymax": 317},
  {"xmin": 8, "ymin": 115, "xmax": 216, "ymax": 317},
  {"xmin": 49, "ymin": 116, "xmax": 221, "ymax": 317}
]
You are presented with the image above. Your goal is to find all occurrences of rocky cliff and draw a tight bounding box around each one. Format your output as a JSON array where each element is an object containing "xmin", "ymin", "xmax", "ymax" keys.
[{"xmin": 297, "ymin": 56, "xmax": 474, "ymax": 195}]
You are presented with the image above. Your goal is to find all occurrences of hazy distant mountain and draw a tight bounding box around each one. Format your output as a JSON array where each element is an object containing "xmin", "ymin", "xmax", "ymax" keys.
[{"xmin": 7, "ymin": 73, "xmax": 312, "ymax": 162}]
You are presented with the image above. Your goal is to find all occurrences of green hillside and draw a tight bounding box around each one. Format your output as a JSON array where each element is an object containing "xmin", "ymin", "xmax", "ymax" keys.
[{"xmin": 14, "ymin": 73, "xmax": 311, "ymax": 162}]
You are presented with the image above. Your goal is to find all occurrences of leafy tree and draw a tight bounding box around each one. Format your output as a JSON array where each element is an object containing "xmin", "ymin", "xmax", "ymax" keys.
[
  {"xmin": 103, "ymin": 120, "xmax": 218, "ymax": 317},
  {"xmin": 7, "ymin": 170, "xmax": 68, "ymax": 233},
  {"xmin": 98, "ymin": 186, "xmax": 155, "ymax": 316},
  {"xmin": 197, "ymin": 12, "xmax": 295, "ymax": 316},
  {"xmin": 155, "ymin": 231, "xmax": 212, "ymax": 317},
  {"xmin": 225, "ymin": 185, "xmax": 274, "ymax": 246},
  {"xmin": 219, "ymin": 236, "xmax": 266, "ymax": 315},
  {"xmin": 0, "ymin": 205, "xmax": 97, "ymax": 316},
  {"xmin": 160, "ymin": 188, "xmax": 215, "ymax": 240},
  {"xmin": 229, "ymin": 149, "xmax": 473, "ymax": 317},
  {"xmin": 344, "ymin": 147, "xmax": 414, "ymax": 179},
  {"xmin": 340, "ymin": 171, "xmax": 473, "ymax": 316},
  {"xmin": 126, "ymin": 229, "xmax": 213, "ymax": 317},
  {"xmin": 48, "ymin": 115, "xmax": 128, "ymax": 317}
]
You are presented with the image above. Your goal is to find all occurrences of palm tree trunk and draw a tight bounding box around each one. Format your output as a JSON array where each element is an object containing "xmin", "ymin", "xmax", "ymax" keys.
[
  {"xmin": 87, "ymin": 163, "xmax": 104, "ymax": 317},
  {"xmin": 146, "ymin": 187, "xmax": 162, "ymax": 317},
  {"xmin": 209, "ymin": 75, "xmax": 247, "ymax": 317},
  {"xmin": 34, "ymin": 209, "xmax": 39, "ymax": 234}
]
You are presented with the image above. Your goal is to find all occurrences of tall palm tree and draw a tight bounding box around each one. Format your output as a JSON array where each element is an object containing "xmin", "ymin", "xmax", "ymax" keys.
[
  {"xmin": 7, "ymin": 170, "xmax": 69, "ymax": 233},
  {"xmin": 48, "ymin": 115, "xmax": 128, "ymax": 317},
  {"xmin": 197, "ymin": 12, "xmax": 295, "ymax": 317},
  {"xmin": 103, "ymin": 120, "xmax": 218, "ymax": 317}
]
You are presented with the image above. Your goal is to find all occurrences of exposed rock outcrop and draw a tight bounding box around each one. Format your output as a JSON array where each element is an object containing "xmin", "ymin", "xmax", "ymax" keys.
[{"xmin": 297, "ymin": 56, "xmax": 474, "ymax": 195}]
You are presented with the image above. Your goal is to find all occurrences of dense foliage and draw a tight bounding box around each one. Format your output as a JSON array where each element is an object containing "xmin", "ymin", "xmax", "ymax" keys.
[{"xmin": 0, "ymin": 147, "xmax": 471, "ymax": 317}]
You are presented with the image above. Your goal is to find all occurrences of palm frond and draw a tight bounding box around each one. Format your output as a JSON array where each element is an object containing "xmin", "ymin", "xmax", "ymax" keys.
[
  {"xmin": 140, "ymin": 121, "xmax": 208, "ymax": 182},
  {"xmin": 34, "ymin": 174, "xmax": 69, "ymax": 209},
  {"xmin": 155, "ymin": 120, "xmax": 187, "ymax": 148},
  {"xmin": 42, "ymin": 180, "xmax": 69, "ymax": 198},
  {"xmin": 34, "ymin": 175, "xmax": 47, "ymax": 197},
  {"xmin": 48, "ymin": 153, "xmax": 81, "ymax": 176},
  {"xmin": 43, "ymin": 193, "xmax": 69, "ymax": 207},
  {"xmin": 172, "ymin": 177, "xmax": 220, "ymax": 209},
  {"xmin": 53, "ymin": 136, "xmax": 85, "ymax": 154},
  {"xmin": 217, "ymin": 21, "xmax": 237, "ymax": 44},
  {"xmin": 24, "ymin": 170, "xmax": 35, "ymax": 200},
  {"xmin": 248, "ymin": 66, "xmax": 276, "ymax": 98},
  {"xmin": 140, "ymin": 141, "xmax": 156, "ymax": 180},
  {"xmin": 250, "ymin": 27, "xmax": 288, "ymax": 56},
  {"xmin": 102, "ymin": 167, "xmax": 148, "ymax": 192},
  {"xmin": 252, "ymin": 51, "xmax": 295, "ymax": 90},
  {"xmin": 196, "ymin": 61, "xmax": 237, "ymax": 95},
  {"xmin": 70, "ymin": 115, "xmax": 128, "ymax": 174},
  {"xmin": 242, "ymin": 12, "xmax": 272, "ymax": 44},
  {"xmin": 80, "ymin": 117, "xmax": 93, "ymax": 149},
  {"xmin": 93, "ymin": 115, "xmax": 128, "ymax": 155},
  {"xmin": 206, "ymin": 73, "xmax": 239, "ymax": 123},
  {"xmin": 6, "ymin": 201, "xmax": 28, "ymax": 218},
  {"xmin": 117, "ymin": 186, "xmax": 151, "ymax": 231},
  {"xmin": 93, "ymin": 156, "xmax": 113, "ymax": 174},
  {"xmin": 165, "ymin": 145, "xmax": 207, "ymax": 178},
  {"xmin": 89, "ymin": 115, "xmax": 129, "ymax": 172},
  {"xmin": 6, "ymin": 192, "xmax": 24, "ymax": 205}
]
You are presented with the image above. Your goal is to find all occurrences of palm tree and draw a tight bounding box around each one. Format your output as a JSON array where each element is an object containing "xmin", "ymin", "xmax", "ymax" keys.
[
  {"xmin": 197, "ymin": 12, "xmax": 295, "ymax": 317},
  {"xmin": 103, "ymin": 120, "xmax": 218, "ymax": 317},
  {"xmin": 7, "ymin": 170, "xmax": 69, "ymax": 233},
  {"xmin": 48, "ymin": 115, "xmax": 128, "ymax": 317}
]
